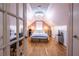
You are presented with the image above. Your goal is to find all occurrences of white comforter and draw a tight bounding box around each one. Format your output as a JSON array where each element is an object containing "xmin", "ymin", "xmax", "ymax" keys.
[{"xmin": 31, "ymin": 30, "xmax": 48, "ymax": 39}]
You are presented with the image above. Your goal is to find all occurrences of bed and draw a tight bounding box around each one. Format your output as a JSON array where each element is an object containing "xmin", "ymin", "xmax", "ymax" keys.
[{"xmin": 31, "ymin": 30, "xmax": 48, "ymax": 42}]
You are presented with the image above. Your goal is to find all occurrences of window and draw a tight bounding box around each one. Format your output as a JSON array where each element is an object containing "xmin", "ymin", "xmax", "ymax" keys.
[
  {"xmin": 19, "ymin": 20, "xmax": 23, "ymax": 38},
  {"xmin": 36, "ymin": 22, "xmax": 43, "ymax": 30},
  {"xmin": 7, "ymin": 4, "xmax": 16, "ymax": 15},
  {"xmin": 8, "ymin": 15, "xmax": 16, "ymax": 41},
  {"xmin": 7, "ymin": 15, "xmax": 17, "ymax": 56},
  {"xmin": 19, "ymin": 4, "xmax": 23, "ymax": 18},
  {"xmin": 0, "ymin": 3, "xmax": 26, "ymax": 56}
]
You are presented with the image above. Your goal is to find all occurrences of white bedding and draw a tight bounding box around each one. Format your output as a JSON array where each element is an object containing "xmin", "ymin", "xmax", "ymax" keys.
[{"xmin": 31, "ymin": 30, "xmax": 48, "ymax": 39}]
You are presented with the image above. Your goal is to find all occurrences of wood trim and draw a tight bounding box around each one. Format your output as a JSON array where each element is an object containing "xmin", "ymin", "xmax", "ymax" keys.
[
  {"xmin": 67, "ymin": 3, "xmax": 73, "ymax": 56},
  {"xmin": 0, "ymin": 8, "xmax": 23, "ymax": 20},
  {"xmin": 3, "ymin": 3, "xmax": 10, "ymax": 56},
  {"xmin": 16, "ymin": 3, "xmax": 20, "ymax": 56},
  {"xmin": 0, "ymin": 3, "xmax": 25, "ymax": 56},
  {"xmin": 23, "ymin": 3, "xmax": 27, "ymax": 55}
]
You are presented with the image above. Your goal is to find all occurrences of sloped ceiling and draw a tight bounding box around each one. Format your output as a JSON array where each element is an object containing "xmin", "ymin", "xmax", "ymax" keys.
[
  {"xmin": 27, "ymin": 3, "xmax": 50, "ymax": 27},
  {"xmin": 29, "ymin": 3, "xmax": 53, "ymax": 26},
  {"xmin": 27, "ymin": 3, "xmax": 35, "ymax": 27},
  {"xmin": 46, "ymin": 3, "xmax": 70, "ymax": 26},
  {"xmin": 27, "ymin": 3, "xmax": 70, "ymax": 27}
]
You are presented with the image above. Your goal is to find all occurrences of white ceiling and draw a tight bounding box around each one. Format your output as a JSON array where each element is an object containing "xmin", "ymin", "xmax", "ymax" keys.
[
  {"xmin": 28, "ymin": 3, "xmax": 70, "ymax": 26},
  {"xmin": 30, "ymin": 3, "xmax": 49, "ymax": 12}
]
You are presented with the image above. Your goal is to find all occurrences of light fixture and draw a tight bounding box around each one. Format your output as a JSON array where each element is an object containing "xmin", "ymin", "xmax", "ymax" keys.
[{"xmin": 34, "ymin": 5, "xmax": 45, "ymax": 17}]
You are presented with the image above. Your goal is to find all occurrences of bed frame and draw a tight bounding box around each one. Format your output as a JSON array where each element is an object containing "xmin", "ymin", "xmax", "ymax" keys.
[{"xmin": 31, "ymin": 37, "xmax": 48, "ymax": 42}]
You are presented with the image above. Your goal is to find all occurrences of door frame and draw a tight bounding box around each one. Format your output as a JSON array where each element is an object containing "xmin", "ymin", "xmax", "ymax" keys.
[
  {"xmin": 67, "ymin": 3, "xmax": 73, "ymax": 56},
  {"xmin": 0, "ymin": 3, "xmax": 27, "ymax": 56}
]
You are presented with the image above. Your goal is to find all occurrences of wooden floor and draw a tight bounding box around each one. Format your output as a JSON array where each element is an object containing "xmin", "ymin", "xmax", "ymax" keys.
[{"xmin": 25, "ymin": 37, "xmax": 67, "ymax": 56}]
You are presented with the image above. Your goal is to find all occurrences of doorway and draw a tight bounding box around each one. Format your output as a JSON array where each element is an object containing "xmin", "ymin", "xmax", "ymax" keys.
[{"xmin": 26, "ymin": 3, "xmax": 72, "ymax": 56}]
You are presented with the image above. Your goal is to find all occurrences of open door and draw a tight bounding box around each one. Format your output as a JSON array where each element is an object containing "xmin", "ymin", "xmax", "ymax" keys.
[{"xmin": 73, "ymin": 3, "xmax": 79, "ymax": 56}]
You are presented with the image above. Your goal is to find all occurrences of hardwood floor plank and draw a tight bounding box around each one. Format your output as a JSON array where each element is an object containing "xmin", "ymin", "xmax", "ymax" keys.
[{"xmin": 25, "ymin": 37, "xmax": 67, "ymax": 56}]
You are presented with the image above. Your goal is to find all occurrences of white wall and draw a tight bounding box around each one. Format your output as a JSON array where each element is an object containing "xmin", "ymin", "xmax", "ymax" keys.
[
  {"xmin": 47, "ymin": 4, "xmax": 70, "ymax": 47},
  {"xmin": 52, "ymin": 25, "xmax": 67, "ymax": 47}
]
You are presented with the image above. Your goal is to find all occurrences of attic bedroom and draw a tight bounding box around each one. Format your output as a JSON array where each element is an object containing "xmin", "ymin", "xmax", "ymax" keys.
[{"xmin": 26, "ymin": 3, "xmax": 69, "ymax": 56}]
